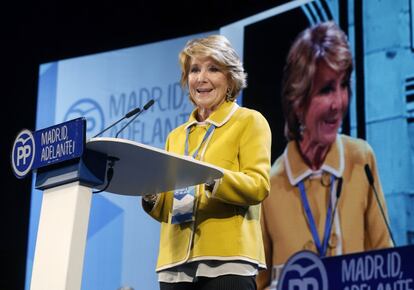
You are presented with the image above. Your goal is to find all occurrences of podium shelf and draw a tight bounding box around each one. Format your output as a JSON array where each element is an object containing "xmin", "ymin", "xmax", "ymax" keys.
[{"xmin": 87, "ymin": 137, "xmax": 223, "ymax": 196}]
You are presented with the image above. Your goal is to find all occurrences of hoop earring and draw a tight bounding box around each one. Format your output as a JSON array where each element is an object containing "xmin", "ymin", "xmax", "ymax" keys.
[
  {"xmin": 299, "ymin": 123, "xmax": 306, "ymax": 137},
  {"xmin": 226, "ymin": 88, "xmax": 232, "ymax": 101}
]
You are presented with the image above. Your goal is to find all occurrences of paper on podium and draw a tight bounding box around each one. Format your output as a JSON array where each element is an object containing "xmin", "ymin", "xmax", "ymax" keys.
[{"xmin": 87, "ymin": 137, "xmax": 224, "ymax": 196}]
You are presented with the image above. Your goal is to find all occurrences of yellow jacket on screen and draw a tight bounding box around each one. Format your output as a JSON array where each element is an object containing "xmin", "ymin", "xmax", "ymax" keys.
[
  {"xmin": 144, "ymin": 101, "xmax": 272, "ymax": 271},
  {"xmin": 256, "ymin": 135, "xmax": 392, "ymax": 290}
]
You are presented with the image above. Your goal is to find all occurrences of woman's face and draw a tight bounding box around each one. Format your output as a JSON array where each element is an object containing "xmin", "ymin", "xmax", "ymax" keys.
[
  {"xmin": 301, "ymin": 61, "xmax": 349, "ymax": 147},
  {"xmin": 188, "ymin": 56, "xmax": 229, "ymax": 112}
]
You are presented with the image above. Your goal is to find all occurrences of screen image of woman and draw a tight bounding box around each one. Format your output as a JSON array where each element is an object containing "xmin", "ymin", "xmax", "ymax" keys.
[{"xmin": 256, "ymin": 21, "xmax": 393, "ymax": 290}]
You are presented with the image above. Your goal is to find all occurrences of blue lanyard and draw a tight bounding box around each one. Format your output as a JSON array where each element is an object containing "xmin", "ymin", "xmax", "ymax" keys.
[
  {"xmin": 298, "ymin": 175, "xmax": 335, "ymax": 257},
  {"xmin": 185, "ymin": 124, "xmax": 215, "ymax": 158}
]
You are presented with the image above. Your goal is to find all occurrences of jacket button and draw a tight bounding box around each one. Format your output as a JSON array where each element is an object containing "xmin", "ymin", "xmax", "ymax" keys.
[{"xmin": 329, "ymin": 233, "xmax": 338, "ymax": 248}]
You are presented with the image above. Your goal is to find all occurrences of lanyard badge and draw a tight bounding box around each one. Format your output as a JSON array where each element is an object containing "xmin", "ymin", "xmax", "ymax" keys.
[
  {"xmin": 298, "ymin": 175, "xmax": 336, "ymax": 257},
  {"xmin": 171, "ymin": 186, "xmax": 196, "ymax": 224},
  {"xmin": 171, "ymin": 124, "xmax": 215, "ymax": 224}
]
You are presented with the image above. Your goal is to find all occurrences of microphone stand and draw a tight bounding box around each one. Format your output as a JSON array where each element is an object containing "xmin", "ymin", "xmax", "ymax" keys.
[
  {"xmin": 115, "ymin": 99, "xmax": 155, "ymax": 138},
  {"xmin": 364, "ymin": 164, "xmax": 396, "ymax": 247},
  {"xmin": 90, "ymin": 100, "xmax": 155, "ymax": 194},
  {"xmin": 92, "ymin": 107, "xmax": 141, "ymax": 138}
]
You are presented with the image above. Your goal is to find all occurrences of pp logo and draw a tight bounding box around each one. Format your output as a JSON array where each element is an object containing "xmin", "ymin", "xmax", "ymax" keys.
[
  {"xmin": 11, "ymin": 129, "xmax": 35, "ymax": 178},
  {"xmin": 64, "ymin": 99, "xmax": 104, "ymax": 138},
  {"xmin": 278, "ymin": 251, "xmax": 328, "ymax": 290}
]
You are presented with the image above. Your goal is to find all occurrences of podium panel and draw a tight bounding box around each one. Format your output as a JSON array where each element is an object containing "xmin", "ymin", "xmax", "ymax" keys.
[
  {"xmin": 30, "ymin": 182, "xmax": 92, "ymax": 290},
  {"xmin": 277, "ymin": 246, "xmax": 414, "ymax": 290}
]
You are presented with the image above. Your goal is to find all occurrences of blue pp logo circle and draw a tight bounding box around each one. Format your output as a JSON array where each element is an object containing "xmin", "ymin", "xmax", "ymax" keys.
[
  {"xmin": 278, "ymin": 251, "xmax": 328, "ymax": 290},
  {"xmin": 64, "ymin": 99, "xmax": 105, "ymax": 138},
  {"xmin": 11, "ymin": 129, "xmax": 35, "ymax": 179}
]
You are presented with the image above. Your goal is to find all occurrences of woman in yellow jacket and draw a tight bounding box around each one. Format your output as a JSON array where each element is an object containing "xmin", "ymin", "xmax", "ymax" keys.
[
  {"xmin": 142, "ymin": 35, "xmax": 271, "ymax": 290},
  {"xmin": 256, "ymin": 21, "xmax": 392, "ymax": 290}
]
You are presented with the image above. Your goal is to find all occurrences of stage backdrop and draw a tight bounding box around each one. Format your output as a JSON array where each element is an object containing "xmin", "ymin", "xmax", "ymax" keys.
[
  {"xmin": 27, "ymin": 31, "xmax": 216, "ymax": 290},
  {"xmin": 26, "ymin": 0, "xmax": 414, "ymax": 289}
]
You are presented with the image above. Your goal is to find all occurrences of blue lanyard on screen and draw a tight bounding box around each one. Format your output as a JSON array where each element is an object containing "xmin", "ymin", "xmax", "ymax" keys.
[
  {"xmin": 185, "ymin": 124, "xmax": 215, "ymax": 158},
  {"xmin": 298, "ymin": 174, "xmax": 335, "ymax": 257}
]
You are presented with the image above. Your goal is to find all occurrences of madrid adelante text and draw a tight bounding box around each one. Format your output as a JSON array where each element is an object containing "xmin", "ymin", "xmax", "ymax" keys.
[
  {"xmin": 107, "ymin": 82, "xmax": 192, "ymax": 145},
  {"xmin": 40, "ymin": 125, "xmax": 76, "ymax": 162},
  {"xmin": 341, "ymin": 251, "xmax": 413, "ymax": 290}
]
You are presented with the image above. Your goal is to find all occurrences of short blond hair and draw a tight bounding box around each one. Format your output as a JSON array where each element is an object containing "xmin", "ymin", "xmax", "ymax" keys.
[
  {"xmin": 179, "ymin": 35, "xmax": 247, "ymax": 102},
  {"xmin": 282, "ymin": 21, "xmax": 353, "ymax": 140}
]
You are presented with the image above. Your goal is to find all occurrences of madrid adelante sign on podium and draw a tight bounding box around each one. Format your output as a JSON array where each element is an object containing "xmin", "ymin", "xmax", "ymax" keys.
[
  {"xmin": 277, "ymin": 245, "xmax": 414, "ymax": 290},
  {"xmin": 11, "ymin": 117, "xmax": 86, "ymax": 179}
]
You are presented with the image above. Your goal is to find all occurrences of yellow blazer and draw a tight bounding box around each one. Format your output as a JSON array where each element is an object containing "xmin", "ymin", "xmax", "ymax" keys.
[
  {"xmin": 257, "ymin": 135, "xmax": 392, "ymax": 290},
  {"xmin": 144, "ymin": 101, "xmax": 272, "ymax": 271}
]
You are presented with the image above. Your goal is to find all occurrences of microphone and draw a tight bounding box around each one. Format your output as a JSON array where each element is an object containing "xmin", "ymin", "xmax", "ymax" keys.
[
  {"xmin": 143, "ymin": 99, "xmax": 155, "ymax": 110},
  {"xmin": 364, "ymin": 164, "xmax": 396, "ymax": 247},
  {"xmin": 326, "ymin": 177, "xmax": 343, "ymax": 253},
  {"xmin": 92, "ymin": 107, "xmax": 141, "ymax": 138},
  {"xmin": 115, "ymin": 99, "xmax": 155, "ymax": 138},
  {"xmin": 125, "ymin": 107, "xmax": 141, "ymax": 118}
]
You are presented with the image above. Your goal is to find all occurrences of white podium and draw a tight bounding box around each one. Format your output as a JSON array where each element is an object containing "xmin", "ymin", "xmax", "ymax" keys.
[
  {"xmin": 30, "ymin": 137, "xmax": 223, "ymax": 290},
  {"xmin": 88, "ymin": 137, "xmax": 223, "ymax": 195}
]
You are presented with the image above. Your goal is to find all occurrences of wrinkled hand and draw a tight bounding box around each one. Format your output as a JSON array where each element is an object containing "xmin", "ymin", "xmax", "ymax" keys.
[{"xmin": 142, "ymin": 194, "xmax": 158, "ymax": 203}]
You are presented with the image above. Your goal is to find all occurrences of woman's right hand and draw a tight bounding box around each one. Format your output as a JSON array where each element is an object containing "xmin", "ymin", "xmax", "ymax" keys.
[{"xmin": 142, "ymin": 194, "xmax": 158, "ymax": 204}]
